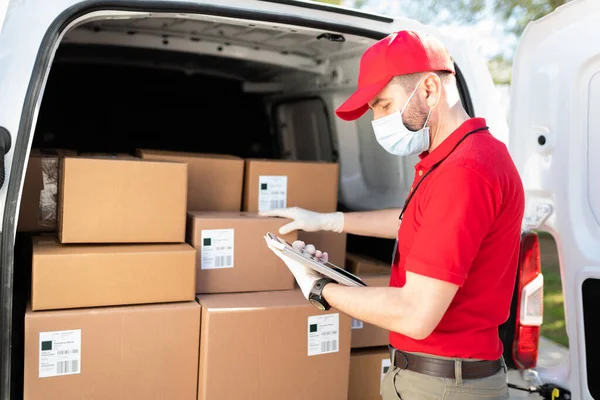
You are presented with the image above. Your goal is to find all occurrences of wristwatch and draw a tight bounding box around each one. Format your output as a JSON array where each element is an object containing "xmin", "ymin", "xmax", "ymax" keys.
[{"xmin": 308, "ymin": 277, "xmax": 334, "ymax": 311}]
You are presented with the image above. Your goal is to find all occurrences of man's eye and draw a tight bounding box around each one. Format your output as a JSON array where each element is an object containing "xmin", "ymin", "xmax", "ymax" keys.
[{"xmin": 382, "ymin": 104, "xmax": 390, "ymax": 110}]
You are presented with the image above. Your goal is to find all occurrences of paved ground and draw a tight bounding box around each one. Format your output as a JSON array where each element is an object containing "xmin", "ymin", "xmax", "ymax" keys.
[{"xmin": 508, "ymin": 334, "xmax": 570, "ymax": 398}]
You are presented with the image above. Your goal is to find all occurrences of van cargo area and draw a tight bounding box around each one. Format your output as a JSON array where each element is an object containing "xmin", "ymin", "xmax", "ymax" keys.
[
  {"xmin": 26, "ymin": 16, "xmax": 400, "ymax": 258},
  {"xmin": 11, "ymin": 13, "xmax": 398, "ymax": 400}
]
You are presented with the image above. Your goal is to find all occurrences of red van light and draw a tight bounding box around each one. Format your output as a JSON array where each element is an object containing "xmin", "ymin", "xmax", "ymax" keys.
[
  {"xmin": 515, "ymin": 325, "xmax": 541, "ymax": 369},
  {"xmin": 513, "ymin": 232, "xmax": 543, "ymax": 370}
]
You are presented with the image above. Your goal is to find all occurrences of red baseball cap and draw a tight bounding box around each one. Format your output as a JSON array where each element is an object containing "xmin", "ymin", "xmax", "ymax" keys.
[{"xmin": 335, "ymin": 30, "xmax": 455, "ymax": 121}]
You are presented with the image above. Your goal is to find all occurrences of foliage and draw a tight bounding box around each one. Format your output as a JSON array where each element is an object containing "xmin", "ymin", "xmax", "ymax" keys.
[
  {"xmin": 312, "ymin": 0, "xmax": 567, "ymax": 36},
  {"xmin": 311, "ymin": 0, "xmax": 567, "ymax": 83}
]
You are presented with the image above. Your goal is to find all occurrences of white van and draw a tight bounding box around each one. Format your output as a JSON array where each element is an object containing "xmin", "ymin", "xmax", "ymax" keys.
[{"xmin": 0, "ymin": 0, "xmax": 593, "ymax": 398}]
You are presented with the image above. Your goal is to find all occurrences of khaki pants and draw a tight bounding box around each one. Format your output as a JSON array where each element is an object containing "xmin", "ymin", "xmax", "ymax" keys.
[{"xmin": 381, "ymin": 350, "xmax": 510, "ymax": 400}]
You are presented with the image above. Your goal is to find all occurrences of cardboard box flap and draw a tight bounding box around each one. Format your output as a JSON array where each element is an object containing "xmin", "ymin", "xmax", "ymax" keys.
[
  {"xmin": 26, "ymin": 300, "xmax": 200, "ymax": 316},
  {"xmin": 138, "ymin": 149, "xmax": 242, "ymax": 161},
  {"xmin": 73, "ymin": 155, "xmax": 179, "ymax": 163},
  {"xmin": 187, "ymin": 211, "xmax": 265, "ymax": 220},
  {"xmin": 33, "ymin": 237, "xmax": 194, "ymax": 256},
  {"xmin": 198, "ymin": 289, "xmax": 307, "ymax": 310},
  {"xmin": 245, "ymin": 158, "xmax": 334, "ymax": 166},
  {"xmin": 77, "ymin": 153, "xmax": 136, "ymax": 159}
]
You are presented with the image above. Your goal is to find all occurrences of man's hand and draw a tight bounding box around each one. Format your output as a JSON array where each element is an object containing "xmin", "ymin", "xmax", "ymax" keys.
[
  {"xmin": 265, "ymin": 239, "xmax": 327, "ymax": 299},
  {"xmin": 259, "ymin": 207, "xmax": 344, "ymax": 234}
]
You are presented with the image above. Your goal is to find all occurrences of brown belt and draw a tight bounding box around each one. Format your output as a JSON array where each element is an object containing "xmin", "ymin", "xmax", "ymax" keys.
[{"xmin": 392, "ymin": 349, "xmax": 503, "ymax": 380}]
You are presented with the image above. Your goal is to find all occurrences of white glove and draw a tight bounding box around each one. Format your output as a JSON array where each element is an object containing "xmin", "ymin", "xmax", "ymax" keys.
[
  {"xmin": 259, "ymin": 207, "xmax": 344, "ymax": 235},
  {"xmin": 265, "ymin": 239, "xmax": 328, "ymax": 299}
]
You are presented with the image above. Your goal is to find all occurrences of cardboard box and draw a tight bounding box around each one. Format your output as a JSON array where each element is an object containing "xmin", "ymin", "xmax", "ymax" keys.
[
  {"xmin": 138, "ymin": 149, "xmax": 244, "ymax": 212},
  {"xmin": 351, "ymin": 275, "xmax": 390, "ymax": 348},
  {"xmin": 187, "ymin": 212, "xmax": 297, "ymax": 294},
  {"xmin": 78, "ymin": 152, "xmax": 135, "ymax": 159},
  {"xmin": 18, "ymin": 149, "xmax": 77, "ymax": 232},
  {"xmin": 298, "ymin": 231, "xmax": 347, "ymax": 268},
  {"xmin": 243, "ymin": 159, "xmax": 339, "ymax": 213},
  {"xmin": 24, "ymin": 301, "xmax": 200, "ymax": 400},
  {"xmin": 31, "ymin": 236, "xmax": 196, "ymax": 310},
  {"xmin": 349, "ymin": 347, "xmax": 391, "ymax": 400},
  {"xmin": 197, "ymin": 290, "xmax": 351, "ymax": 400},
  {"xmin": 346, "ymin": 253, "xmax": 391, "ymax": 276},
  {"xmin": 58, "ymin": 157, "xmax": 187, "ymax": 243}
]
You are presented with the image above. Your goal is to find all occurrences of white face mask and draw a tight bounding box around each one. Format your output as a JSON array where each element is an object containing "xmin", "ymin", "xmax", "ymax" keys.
[{"xmin": 371, "ymin": 75, "xmax": 439, "ymax": 156}]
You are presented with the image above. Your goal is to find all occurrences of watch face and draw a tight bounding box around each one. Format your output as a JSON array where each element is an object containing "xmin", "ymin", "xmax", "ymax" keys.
[{"xmin": 309, "ymin": 298, "xmax": 326, "ymax": 311}]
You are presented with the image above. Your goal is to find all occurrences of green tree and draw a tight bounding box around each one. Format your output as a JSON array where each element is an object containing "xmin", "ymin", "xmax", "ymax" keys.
[
  {"xmin": 312, "ymin": 0, "xmax": 567, "ymax": 36},
  {"xmin": 312, "ymin": 0, "xmax": 567, "ymax": 83}
]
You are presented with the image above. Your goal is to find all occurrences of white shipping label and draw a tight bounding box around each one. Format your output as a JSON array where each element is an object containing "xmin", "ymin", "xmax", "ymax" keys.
[
  {"xmin": 351, "ymin": 318, "xmax": 364, "ymax": 330},
  {"xmin": 380, "ymin": 358, "xmax": 392, "ymax": 394},
  {"xmin": 307, "ymin": 313, "xmax": 339, "ymax": 356},
  {"xmin": 39, "ymin": 329, "xmax": 81, "ymax": 378},
  {"xmin": 201, "ymin": 229, "xmax": 234, "ymax": 269},
  {"xmin": 258, "ymin": 176, "xmax": 287, "ymax": 212}
]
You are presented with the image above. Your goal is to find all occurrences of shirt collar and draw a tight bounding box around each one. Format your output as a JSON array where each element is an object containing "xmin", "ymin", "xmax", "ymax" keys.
[{"xmin": 417, "ymin": 117, "xmax": 488, "ymax": 169}]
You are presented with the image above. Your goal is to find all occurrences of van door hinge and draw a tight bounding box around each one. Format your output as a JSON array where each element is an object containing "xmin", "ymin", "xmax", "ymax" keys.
[{"xmin": 0, "ymin": 127, "xmax": 12, "ymax": 189}]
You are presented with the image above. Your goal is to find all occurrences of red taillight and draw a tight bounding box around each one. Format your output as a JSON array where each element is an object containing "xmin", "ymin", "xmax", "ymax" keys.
[{"xmin": 513, "ymin": 232, "xmax": 543, "ymax": 370}]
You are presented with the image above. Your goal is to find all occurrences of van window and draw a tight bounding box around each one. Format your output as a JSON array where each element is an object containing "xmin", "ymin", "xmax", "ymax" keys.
[
  {"xmin": 273, "ymin": 98, "xmax": 335, "ymax": 162},
  {"xmin": 588, "ymin": 72, "xmax": 600, "ymax": 224}
]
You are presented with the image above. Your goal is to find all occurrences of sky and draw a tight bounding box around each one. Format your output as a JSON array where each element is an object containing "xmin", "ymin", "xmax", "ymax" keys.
[
  {"xmin": 340, "ymin": 0, "xmax": 519, "ymax": 61},
  {"xmin": 0, "ymin": 0, "xmax": 7, "ymax": 34}
]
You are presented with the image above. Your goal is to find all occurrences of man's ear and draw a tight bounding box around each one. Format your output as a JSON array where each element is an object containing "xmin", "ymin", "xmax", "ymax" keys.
[{"xmin": 423, "ymin": 74, "xmax": 442, "ymax": 108}]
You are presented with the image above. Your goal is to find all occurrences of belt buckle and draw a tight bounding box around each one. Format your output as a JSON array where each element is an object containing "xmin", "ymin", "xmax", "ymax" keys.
[{"xmin": 396, "ymin": 351, "xmax": 409, "ymax": 370}]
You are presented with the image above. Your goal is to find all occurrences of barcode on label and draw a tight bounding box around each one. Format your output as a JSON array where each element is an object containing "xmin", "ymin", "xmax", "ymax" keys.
[
  {"xmin": 56, "ymin": 360, "xmax": 79, "ymax": 375},
  {"xmin": 214, "ymin": 255, "xmax": 232, "ymax": 267},
  {"xmin": 57, "ymin": 349, "xmax": 78, "ymax": 355},
  {"xmin": 321, "ymin": 340, "xmax": 338, "ymax": 353},
  {"xmin": 351, "ymin": 319, "xmax": 364, "ymax": 329},
  {"xmin": 270, "ymin": 200, "xmax": 285, "ymax": 209}
]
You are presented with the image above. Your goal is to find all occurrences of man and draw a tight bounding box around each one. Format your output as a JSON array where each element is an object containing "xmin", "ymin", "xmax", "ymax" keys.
[{"xmin": 263, "ymin": 30, "xmax": 524, "ymax": 399}]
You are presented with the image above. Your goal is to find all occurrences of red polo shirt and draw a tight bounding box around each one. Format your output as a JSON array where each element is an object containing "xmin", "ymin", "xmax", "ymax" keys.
[{"xmin": 390, "ymin": 117, "xmax": 525, "ymax": 360}]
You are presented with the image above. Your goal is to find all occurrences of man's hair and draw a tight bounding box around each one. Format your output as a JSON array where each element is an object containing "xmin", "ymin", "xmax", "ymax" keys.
[{"xmin": 391, "ymin": 71, "xmax": 455, "ymax": 92}]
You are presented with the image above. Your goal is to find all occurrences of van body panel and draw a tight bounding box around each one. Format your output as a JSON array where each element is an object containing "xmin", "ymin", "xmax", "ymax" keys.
[
  {"xmin": 509, "ymin": 0, "xmax": 600, "ymax": 398},
  {"xmin": 0, "ymin": 1, "xmax": 522, "ymax": 399}
]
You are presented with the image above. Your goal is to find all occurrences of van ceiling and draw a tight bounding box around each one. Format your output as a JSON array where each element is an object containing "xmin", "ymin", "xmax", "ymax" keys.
[{"xmin": 62, "ymin": 15, "xmax": 372, "ymax": 78}]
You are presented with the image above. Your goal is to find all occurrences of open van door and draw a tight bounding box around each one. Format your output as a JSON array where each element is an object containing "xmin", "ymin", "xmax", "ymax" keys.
[{"xmin": 509, "ymin": 0, "xmax": 600, "ymax": 398}]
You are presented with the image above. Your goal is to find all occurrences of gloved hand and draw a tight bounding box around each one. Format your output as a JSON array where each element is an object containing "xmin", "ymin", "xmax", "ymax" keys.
[
  {"xmin": 265, "ymin": 239, "xmax": 328, "ymax": 299},
  {"xmin": 259, "ymin": 207, "xmax": 344, "ymax": 235}
]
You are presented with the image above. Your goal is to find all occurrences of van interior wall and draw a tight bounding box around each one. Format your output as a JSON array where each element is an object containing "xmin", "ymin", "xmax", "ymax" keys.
[{"xmin": 34, "ymin": 54, "xmax": 275, "ymax": 158}]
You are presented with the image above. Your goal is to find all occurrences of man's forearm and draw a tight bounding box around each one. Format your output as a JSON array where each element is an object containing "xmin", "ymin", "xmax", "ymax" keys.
[
  {"xmin": 322, "ymin": 283, "xmax": 427, "ymax": 340},
  {"xmin": 342, "ymin": 208, "xmax": 401, "ymax": 239}
]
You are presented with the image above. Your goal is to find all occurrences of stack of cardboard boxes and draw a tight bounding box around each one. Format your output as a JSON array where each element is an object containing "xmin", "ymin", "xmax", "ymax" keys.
[
  {"xmin": 18, "ymin": 149, "xmax": 391, "ymax": 399},
  {"xmin": 345, "ymin": 257, "xmax": 393, "ymax": 400},
  {"xmin": 138, "ymin": 151, "xmax": 351, "ymax": 400},
  {"xmin": 23, "ymin": 155, "xmax": 200, "ymax": 400}
]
